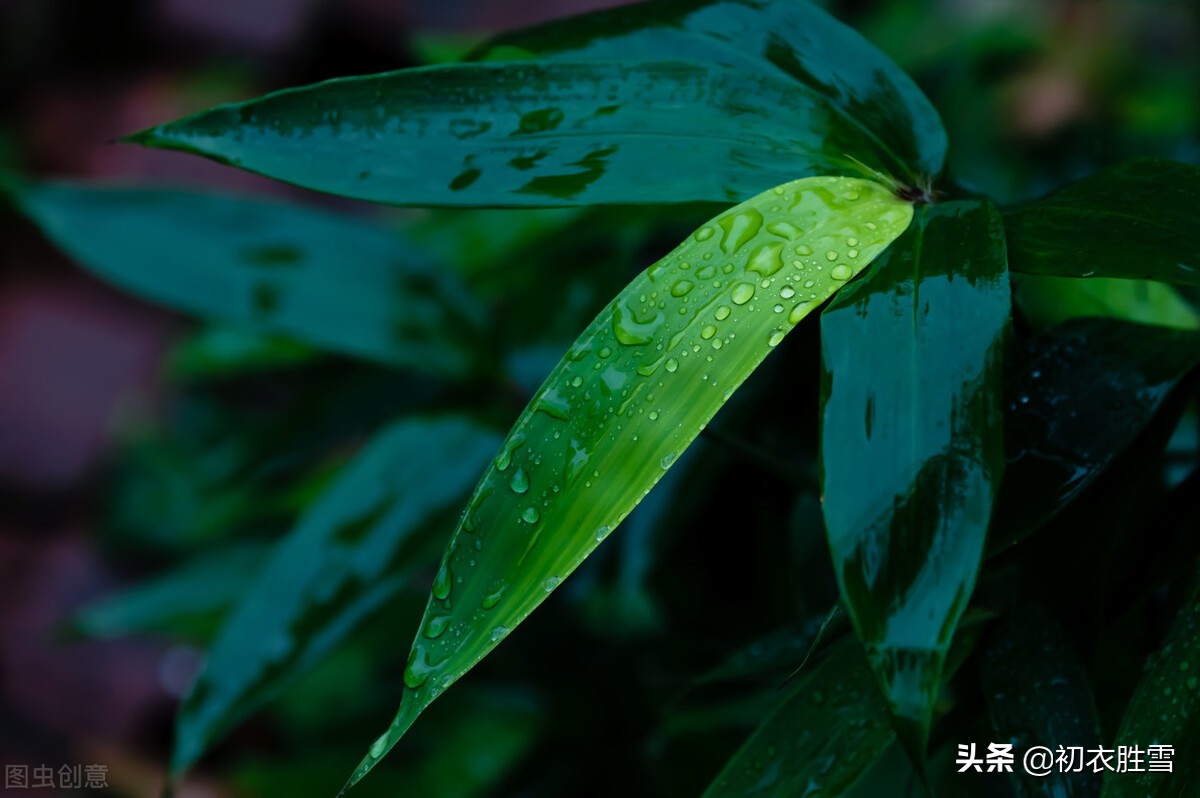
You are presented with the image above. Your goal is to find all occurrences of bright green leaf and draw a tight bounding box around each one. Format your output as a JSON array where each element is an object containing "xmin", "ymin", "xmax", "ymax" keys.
[
  {"xmin": 474, "ymin": 0, "xmax": 947, "ymax": 184},
  {"xmin": 1004, "ymin": 158, "xmax": 1200, "ymax": 285},
  {"xmin": 1102, "ymin": 576, "xmax": 1200, "ymax": 798},
  {"xmin": 344, "ymin": 176, "xmax": 913, "ymax": 791},
  {"xmin": 1014, "ymin": 274, "xmax": 1200, "ymax": 331},
  {"xmin": 820, "ymin": 200, "xmax": 1011, "ymax": 764},
  {"xmin": 12, "ymin": 182, "xmax": 485, "ymax": 375},
  {"xmin": 171, "ymin": 416, "xmax": 501, "ymax": 775}
]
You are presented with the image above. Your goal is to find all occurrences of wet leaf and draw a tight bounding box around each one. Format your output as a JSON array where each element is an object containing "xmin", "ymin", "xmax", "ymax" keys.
[
  {"xmin": 819, "ymin": 200, "xmax": 1011, "ymax": 764},
  {"xmin": 990, "ymin": 319, "xmax": 1200, "ymax": 552},
  {"xmin": 702, "ymin": 637, "xmax": 894, "ymax": 798},
  {"xmin": 1014, "ymin": 275, "xmax": 1200, "ymax": 332},
  {"xmin": 475, "ymin": 0, "xmax": 947, "ymax": 184},
  {"xmin": 1004, "ymin": 158, "xmax": 1200, "ymax": 285},
  {"xmin": 172, "ymin": 416, "xmax": 501, "ymax": 774},
  {"xmin": 1102, "ymin": 577, "xmax": 1200, "ymax": 798},
  {"xmin": 12, "ymin": 182, "xmax": 484, "ymax": 375},
  {"xmin": 344, "ymin": 176, "xmax": 913, "ymax": 790},
  {"xmin": 981, "ymin": 605, "xmax": 1103, "ymax": 798}
]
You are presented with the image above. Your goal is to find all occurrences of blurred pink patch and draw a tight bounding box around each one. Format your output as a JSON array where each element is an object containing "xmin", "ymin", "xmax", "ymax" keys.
[
  {"xmin": 0, "ymin": 277, "xmax": 173, "ymax": 490},
  {"xmin": 160, "ymin": 0, "xmax": 319, "ymax": 52}
]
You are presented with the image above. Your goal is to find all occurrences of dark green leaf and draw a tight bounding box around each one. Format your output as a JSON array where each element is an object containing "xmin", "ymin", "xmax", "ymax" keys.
[
  {"xmin": 1004, "ymin": 158, "xmax": 1200, "ymax": 285},
  {"xmin": 703, "ymin": 637, "xmax": 895, "ymax": 798},
  {"xmin": 981, "ymin": 605, "xmax": 1103, "ymax": 797},
  {"xmin": 989, "ymin": 319, "xmax": 1200, "ymax": 552},
  {"xmin": 1102, "ymin": 577, "xmax": 1200, "ymax": 798},
  {"xmin": 474, "ymin": 0, "xmax": 947, "ymax": 185},
  {"xmin": 70, "ymin": 543, "xmax": 269, "ymax": 641},
  {"xmin": 172, "ymin": 416, "xmax": 501, "ymax": 774},
  {"xmin": 167, "ymin": 326, "xmax": 321, "ymax": 381},
  {"xmin": 1014, "ymin": 275, "xmax": 1200, "ymax": 331},
  {"xmin": 820, "ymin": 200, "xmax": 1011, "ymax": 762},
  {"xmin": 127, "ymin": 60, "xmax": 925, "ymax": 208},
  {"xmin": 13, "ymin": 182, "xmax": 484, "ymax": 375},
  {"xmin": 344, "ymin": 177, "xmax": 913, "ymax": 791}
]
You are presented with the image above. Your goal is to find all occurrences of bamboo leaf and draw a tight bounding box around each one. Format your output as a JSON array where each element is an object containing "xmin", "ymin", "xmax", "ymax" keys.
[
  {"xmin": 1102, "ymin": 577, "xmax": 1200, "ymax": 797},
  {"xmin": 343, "ymin": 176, "xmax": 913, "ymax": 791},
  {"xmin": 12, "ymin": 182, "xmax": 485, "ymax": 375},
  {"xmin": 1004, "ymin": 158, "xmax": 1200, "ymax": 285},
  {"xmin": 171, "ymin": 416, "xmax": 501, "ymax": 775},
  {"xmin": 474, "ymin": 0, "xmax": 947, "ymax": 184},
  {"xmin": 819, "ymin": 200, "xmax": 1011, "ymax": 764}
]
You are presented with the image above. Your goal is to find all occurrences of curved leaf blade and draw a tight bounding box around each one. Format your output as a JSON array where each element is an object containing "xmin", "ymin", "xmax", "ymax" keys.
[
  {"xmin": 1004, "ymin": 157, "xmax": 1200, "ymax": 285},
  {"xmin": 1102, "ymin": 578, "xmax": 1200, "ymax": 798},
  {"xmin": 819, "ymin": 200, "xmax": 1011, "ymax": 764},
  {"xmin": 172, "ymin": 417, "xmax": 501, "ymax": 775},
  {"xmin": 1014, "ymin": 274, "xmax": 1200, "ymax": 331},
  {"xmin": 344, "ymin": 176, "xmax": 913, "ymax": 790},
  {"xmin": 127, "ymin": 60, "xmax": 917, "ymax": 208},
  {"xmin": 474, "ymin": 0, "xmax": 947, "ymax": 184},
  {"xmin": 981, "ymin": 605, "xmax": 1103, "ymax": 798},
  {"xmin": 989, "ymin": 319, "xmax": 1200, "ymax": 552},
  {"xmin": 12, "ymin": 182, "xmax": 484, "ymax": 374}
]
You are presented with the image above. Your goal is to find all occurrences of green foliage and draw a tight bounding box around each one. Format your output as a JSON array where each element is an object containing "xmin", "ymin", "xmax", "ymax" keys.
[{"xmin": 12, "ymin": 0, "xmax": 1200, "ymax": 796}]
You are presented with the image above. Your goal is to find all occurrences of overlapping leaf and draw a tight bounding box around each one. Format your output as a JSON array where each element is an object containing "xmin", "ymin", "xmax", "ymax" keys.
[
  {"xmin": 172, "ymin": 417, "xmax": 500, "ymax": 774},
  {"xmin": 474, "ymin": 0, "xmax": 947, "ymax": 184},
  {"xmin": 12, "ymin": 182, "xmax": 484, "ymax": 374},
  {"xmin": 989, "ymin": 319, "xmax": 1200, "ymax": 551},
  {"xmin": 1004, "ymin": 157, "xmax": 1200, "ymax": 285},
  {"xmin": 343, "ymin": 176, "xmax": 913, "ymax": 790},
  {"xmin": 819, "ymin": 200, "xmax": 1010, "ymax": 763}
]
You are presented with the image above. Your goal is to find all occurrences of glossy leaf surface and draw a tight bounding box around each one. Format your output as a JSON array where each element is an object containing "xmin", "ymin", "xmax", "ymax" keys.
[
  {"xmin": 345, "ymin": 176, "xmax": 913, "ymax": 789},
  {"xmin": 1004, "ymin": 158, "xmax": 1200, "ymax": 285},
  {"xmin": 172, "ymin": 417, "xmax": 500, "ymax": 774},
  {"xmin": 820, "ymin": 200, "xmax": 1010, "ymax": 761},
  {"xmin": 475, "ymin": 0, "xmax": 947, "ymax": 184},
  {"xmin": 1102, "ymin": 579, "xmax": 1200, "ymax": 798},
  {"xmin": 13, "ymin": 182, "xmax": 483, "ymax": 374},
  {"xmin": 129, "ymin": 59, "xmax": 926, "ymax": 209},
  {"xmin": 990, "ymin": 319, "xmax": 1200, "ymax": 551},
  {"xmin": 982, "ymin": 605, "xmax": 1103, "ymax": 797},
  {"xmin": 1014, "ymin": 275, "xmax": 1200, "ymax": 332}
]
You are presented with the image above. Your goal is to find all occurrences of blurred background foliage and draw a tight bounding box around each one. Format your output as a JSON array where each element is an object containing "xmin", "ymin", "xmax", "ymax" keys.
[{"xmin": 0, "ymin": 0, "xmax": 1198, "ymax": 796}]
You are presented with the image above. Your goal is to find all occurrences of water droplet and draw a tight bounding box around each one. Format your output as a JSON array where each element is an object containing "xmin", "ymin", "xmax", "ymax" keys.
[
  {"xmin": 523, "ymin": 506, "xmax": 540, "ymax": 524},
  {"xmin": 509, "ymin": 467, "xmax": 530, "ymax": 494},
  {"xmin": 803, "ymin": 279, "xmax": 815, "ymax": 288},
  {"xmin": 694, "ymin": 226, "xmax": 714, "ymax": 241},
  {"xmin": 712, "ymin": 338, "xmax": 723, "ymax": 349},
  {"xmin": 480, "ymin": 584, "xmax": 506, "ymax": 609},
  {"xmin": 717, "ymin": 209, "xmax": 764, "ymax": 254},
  {"xmin": 432, "ymin": 562, "xmax": 452, "ymax": 600},
  {"xmin": 768, "ymin": 329, "xmax": 786, "ymax": 347},
  {"xmin": 767, "ymin": 221, "xmax": 801, "ymax": 240},
  {"xmin": 848, "ymin": 249, "xmax": 859, "ymax": 258},
  {"xmin": 830, "ymin": 264, "xmax": 853, "ymax": 281},
  {"xmin": 648, "ymin": 410, "xmax": 659, "ymax": 421},
  {"xmin": 671, "ymin": 280, "xmax": 694, "ymax": 297},
  {"xmin": 747, "ymin": 242, "xmax": 785, "ymax": 276},
  {"xmin": 422, "ymin": 614, "xmax": 452, "ymax": 639},
  {"xmin": 701, "ymin": 325, "xmax": 717, "ymax": 340},
  {"xmin": 665, "ymin": 358, "xmax": 679, "ymax": 372},
  {"xmin": 495, "ymin": 433, "xmax": 526, "ymax": 471},
  {"xmin": 595, "ymin": 525, "xmax": 611, "ymax": 541},
  {"xmin": 404, "ymin": 645, "xmax": 438, "ymax": 689},
  {"xmin": 661, "ymin": 451, "xmax": 679, "ymax": 469},
  {"xmin": 490, "ymin": 625, "xmax": 509, "ymax": 642},
  {"xmin": 780, "ymin": 286, "xmax": 795, "ymax": 299},
  {"xmin": 796, "ymin": 245, "xmax": 813, "ymax": 256},
  {"xmin": 847, "ymin": 237, "xmax": 859, "ymax": 247},
  {"xmin": 612, "ymin": 296, "xmax": 664, "ymax": 346},
  {"xmin": 570, "ymin": 376, "xmax": 583, "ymax": 387},
  {"xmin": 599, "ymin": 346, "xmax": 612, "ymax": 358},
  {"xmin": 788, "ymin": 303, "xmax": 809, "ymax": 324},
  {"xmin": 732, "ymin": 283, "xmax": 755, "ymax": 305},
  {"xmin": 369, "ymin": 735, "xmax": 388, "ymax": 758},
  {"xmin": 825, "ymin": 250, "xmax": 839, "ymax": 261},
  {"xmin": 544, "ymin": 576, "xmax": 561, "ymax": 592},
  {"xmin": 715, "ymin": 305, "xmax": 731, "ymax": 320}
]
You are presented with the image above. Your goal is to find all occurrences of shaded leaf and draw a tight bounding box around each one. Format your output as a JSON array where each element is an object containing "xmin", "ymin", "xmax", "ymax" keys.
[
  {"xmin": 1004, "ymin": 158, "xmax": 1200, "ymax": 285},
  {"xmin": 981, "ymin": 604, "xmax": 1103, "ymax": 798},
  {"xmin": 1102, "ymin": 577, "xmax": 1200, "ymax": 798},
  {"xmin": 990, "ymin": 319, "xmax": 1200, "ymax": 552},
  {"xmin": 13, "ymin": 182, "xmax": 484, "ymax": 374},
  {"xmin": 475, "ymin": 0, "xmax": 947, "ymax": 184},
  {"xmin": 345, "ymin": 176, "xmax": 913, "ymax": 790},
  {"xmin": 820, "ymin": 200, "xmax": 1011, "ymax": 762},
  {"xmin": 167, "ymin": 325, "xmax": 321, "ymax": 381},
  {"xmin": 172, "ymin": 416, "xmax": 501, "ymax": 774},
  {"xmin": 70, "ymin": 543, "xmax": 269, "ymax": 641}
]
